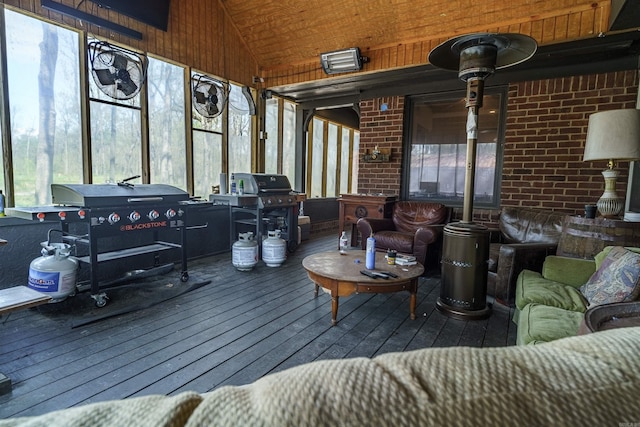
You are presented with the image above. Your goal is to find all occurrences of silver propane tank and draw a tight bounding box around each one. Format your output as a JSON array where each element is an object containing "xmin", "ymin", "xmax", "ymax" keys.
[
  {"xmin": 232, "ymin": 232, "xmax": 259, "ymax": 271},
  {"xmin": 28, "ymin": 241, "xmax": 78, "ymax": 302},
  {"xmin": 262, "ymin": 230, "xmax": 287, "ymax": 267}
]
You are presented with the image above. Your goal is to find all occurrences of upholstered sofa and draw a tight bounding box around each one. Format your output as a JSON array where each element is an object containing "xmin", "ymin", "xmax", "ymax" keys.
[
  {"xmin": 514, "ymin": 246, "xmax": 640, "ymax": 345},
  {"xmin": 356, "ymin": 201, "xmax": 451, "ymax": 271},
  {"xmin": 487, "ymin": 207, "xmax": 565, "ymax": 306},
  {"xmin": 2, "ymin": 328, "xmax": 640, "ymax": 426}
]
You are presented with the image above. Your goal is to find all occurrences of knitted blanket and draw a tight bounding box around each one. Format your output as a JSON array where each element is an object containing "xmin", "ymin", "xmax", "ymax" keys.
[{"xmin": 3, "ymin": 328, "xmax": 640, "ymax": 426}]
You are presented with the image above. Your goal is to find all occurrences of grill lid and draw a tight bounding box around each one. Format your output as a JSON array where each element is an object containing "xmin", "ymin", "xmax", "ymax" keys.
[
  {"xmin": 51, "ymin": 183, "xmax": 190, "ymax": 207},
  {"xmin": 233, "ymin": 173, "xmax": 292, "ymax": 195}
]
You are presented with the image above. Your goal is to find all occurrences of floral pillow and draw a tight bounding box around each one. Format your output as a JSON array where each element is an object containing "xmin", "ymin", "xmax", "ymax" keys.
[{"xmin": 580, "ymin": 246, "xmax": 640, "ymax": 306}]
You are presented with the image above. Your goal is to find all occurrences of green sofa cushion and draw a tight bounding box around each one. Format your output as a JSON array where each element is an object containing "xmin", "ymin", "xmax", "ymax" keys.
[
  {"xmin": 516, "ymin": 269, "xmax": 589, "ymax": 312},
  {"xmin": 517, "ymin": 303, "xmax": 584, "ymax": 345}
]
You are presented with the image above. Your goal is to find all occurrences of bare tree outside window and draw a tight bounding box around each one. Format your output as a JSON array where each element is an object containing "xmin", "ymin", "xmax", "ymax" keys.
[{"xmin": 5, "ymin": 10, "xmax": 82, "ymax": 206}]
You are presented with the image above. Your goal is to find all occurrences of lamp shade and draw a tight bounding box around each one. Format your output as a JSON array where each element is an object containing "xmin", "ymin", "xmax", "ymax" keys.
[{"xmin": 583, "ymin": 109, "xmax": 640, "ymax": 162}]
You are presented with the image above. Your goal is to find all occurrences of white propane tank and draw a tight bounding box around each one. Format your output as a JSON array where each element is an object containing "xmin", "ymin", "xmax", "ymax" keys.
[
  {"xmin": 262, "ymin": 230, "xmax": 287, "ymax": 267},
  {"xmin": 232, "ymin": 232, "xmax": 259, "ymax": 271},
  {"xmin": 28, "ymin": 242, "xmax": 78, "ymax": 302}
]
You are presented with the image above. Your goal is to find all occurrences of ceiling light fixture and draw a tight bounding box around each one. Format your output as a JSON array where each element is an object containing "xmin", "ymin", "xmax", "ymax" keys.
[{"xmin": 320, "ymin": 48, "xmax": 368, "ymax": 75}]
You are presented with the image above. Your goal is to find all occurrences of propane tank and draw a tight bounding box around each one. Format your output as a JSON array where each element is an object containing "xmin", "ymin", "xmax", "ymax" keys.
[
  {"xmin": 262, "ymin": 230, "xmax": 287, "ymax": 267},
  {"xmin": 232, "ymin": 232, "xmax": 259, "ymax": 271},
  {"xmin": 28, "ymin": 242, "xmax": 78, "ymax": 302}
]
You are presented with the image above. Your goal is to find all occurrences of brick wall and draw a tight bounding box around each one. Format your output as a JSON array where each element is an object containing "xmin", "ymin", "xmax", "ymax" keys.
[
  {"xmin": 504, "ymin": 71, "xmax": 638, "ymax": 213},
  {"xmin": 358, "ymin": 70, "xmax": 639, "ymax": 223},
  {"xmin": 358, "ymin": 97, "xmax": 404, "ymax": 194}
]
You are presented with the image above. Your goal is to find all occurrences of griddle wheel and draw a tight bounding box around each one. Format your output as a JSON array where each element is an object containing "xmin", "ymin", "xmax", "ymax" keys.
[
  {"xmin": 181, "ymin": 272, "xmax": 189, "ymax": 282},
  {"xmin": 93, "ymin": 293, "xmax": 108, "ymax": 308}
]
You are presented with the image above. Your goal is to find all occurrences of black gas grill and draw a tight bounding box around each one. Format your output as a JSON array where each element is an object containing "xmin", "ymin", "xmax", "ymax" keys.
[
  {"xmin": 210, "ymin": 173, "xmax": 304, "ymax": 252},
  {"xmin": 22, "ymin": 182, "xmax": 191, "ymax": 307}
]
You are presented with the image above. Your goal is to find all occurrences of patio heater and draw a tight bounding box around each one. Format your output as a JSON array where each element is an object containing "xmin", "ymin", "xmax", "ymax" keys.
[{"xmin": 428, "ymin": 33, "xmax": 537, "ymax": 320}]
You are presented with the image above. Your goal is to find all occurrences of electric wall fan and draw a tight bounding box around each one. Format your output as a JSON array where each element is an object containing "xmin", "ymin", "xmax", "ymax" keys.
[
  {"xmin": 191, "ymin": 74, "xmax": 229, "ymax": 119},
  {"xmin": 89, "ymin": 41, "xmax": 147, "ymax": 100}
]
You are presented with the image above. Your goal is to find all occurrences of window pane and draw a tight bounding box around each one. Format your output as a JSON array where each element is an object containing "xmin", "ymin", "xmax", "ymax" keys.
[
  {"xmin": 339, "ymin": 130, "xmax": 351, "ymax": 194},
  {"xmin": 265, "ymin": 98, "xmax": 279, "ymax": 174},
  {"xmin": 351, "ymin": 131, "xmax": 360, "ymax": 193},
  {"xmin": 148, "ymin": 57, "xmax": 187, "ymax": 190},
  {"xmin": 90, "ymin": 101, "xmax": 142, "ymax": 183},
  {"xmin": 408, "ymin": 94, "xmax": 501, "ymax": 206},
  {"xmin": 6, "ymin": 10, "xmax": 82, "ymax": 206},
  {"xmin": 282, "ymin": 101, "xmax": 296, "ymax": 188},
  {"xmin": 193, "ymin": 131, "xmax": 222, "ymax": 199},
  {"xmin": 326, "ymin": 123, "xmax": 338, "ymax": 197},
  {"xmin": 228, "ymin": 83, "xmax": 252, "ymax": 174},
  {"xmin": 310, "ymin": 118, "xmax": 324, "ymax": 198}
]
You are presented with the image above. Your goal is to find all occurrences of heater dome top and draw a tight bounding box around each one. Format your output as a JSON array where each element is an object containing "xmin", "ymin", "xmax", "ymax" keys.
[{"xmin": 428, "ymin": 33, "xmax": 537, "ymax": 73}]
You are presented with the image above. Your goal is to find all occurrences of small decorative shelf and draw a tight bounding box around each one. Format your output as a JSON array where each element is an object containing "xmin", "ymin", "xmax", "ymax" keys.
[{"xmin": 363, "ymin": 146, "xmax": 390, "ymax": 162}]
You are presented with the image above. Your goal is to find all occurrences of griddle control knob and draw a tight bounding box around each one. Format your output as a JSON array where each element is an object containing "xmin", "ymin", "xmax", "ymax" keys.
[
  {"xmin": 165, "ymin": 208, "xmax": 176, "ymax": 219},
  {"xmin": 128, "ymin": 211, "xmax": 141, "ymax": 222},
  {"xmin": 108, "ymin": 212, "xmax": 121, "ymax": 225},
  {"xmin": 277, "ymin": 198, "xmax": 283, "ymax": 204},
  {"xmin": 148, "ymin": 210, "xmax": 160, "ymax": 221},
  {"xmin": 287, "ymin": 197, "xmax": 293, "ymax": 204},
  {"xmin": 266, "ymin": 198, "xmax": 273, "ymax": 205}
]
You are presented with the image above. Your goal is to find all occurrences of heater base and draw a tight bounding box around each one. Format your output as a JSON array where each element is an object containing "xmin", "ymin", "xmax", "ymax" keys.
[{"xmin": 436, "ymin": 298, "xmax": 492, "ymax": 321}]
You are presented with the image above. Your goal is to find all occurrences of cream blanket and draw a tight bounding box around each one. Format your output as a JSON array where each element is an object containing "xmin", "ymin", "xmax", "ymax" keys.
[{"xmin": 3, "ymin": 328, "xmax": 640, "ymax": 426}]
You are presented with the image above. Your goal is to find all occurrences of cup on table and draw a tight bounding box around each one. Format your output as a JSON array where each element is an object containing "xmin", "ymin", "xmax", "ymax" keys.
[
  {"xmin": 387, "ymin": 249, "xmax": 396, "ymax": 265},
  {"xmin": 585, "ymin": 204, "xmax": 597, "ymax": 219}
]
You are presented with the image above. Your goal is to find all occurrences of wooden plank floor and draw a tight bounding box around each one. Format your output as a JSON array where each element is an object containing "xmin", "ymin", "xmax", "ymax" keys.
[{"xmin": 0, "ymin": 232, "xmax": 516, "ymax": 419}]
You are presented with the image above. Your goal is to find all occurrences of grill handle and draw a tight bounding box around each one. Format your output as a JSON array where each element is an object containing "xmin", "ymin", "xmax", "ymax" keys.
[
  {"xmin": 259, "ymin": 188, "xmax": 292, "ymax": 193},
  {"xmin": 127, "ymin": 197, "xmax": 164, "ymax": 203}
]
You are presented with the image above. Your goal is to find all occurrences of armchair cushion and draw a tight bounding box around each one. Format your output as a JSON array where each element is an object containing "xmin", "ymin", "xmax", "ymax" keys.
[
  {"xmin": 357, "ymin": 202, "xmax": 450, "ymax": 270},
  {"xmin": 487, "ymin": 207, "xmax": 565, "ymax": 306},
  {"xmin": 517, "ymin": 303, "xmax": 584, "ymax": 345},
  {"xmin": 515, "ymin": 270, "xmax": 588, "ymax": 312}
]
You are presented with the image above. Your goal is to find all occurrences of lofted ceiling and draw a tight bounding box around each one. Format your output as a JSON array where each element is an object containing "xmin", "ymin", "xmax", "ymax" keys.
[{"xmin": 219, "ymin": 0, "xmax": 640, "ymax": 105}]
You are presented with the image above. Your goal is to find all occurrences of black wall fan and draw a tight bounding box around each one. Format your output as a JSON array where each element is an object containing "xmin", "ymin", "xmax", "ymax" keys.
[
  {"xmin": 191, "ymin": 74, "xmax": 229, "ymax": 119},
  {"xmin": 89, "ymin": 41, "xmax": 147, "ymax": 100}
]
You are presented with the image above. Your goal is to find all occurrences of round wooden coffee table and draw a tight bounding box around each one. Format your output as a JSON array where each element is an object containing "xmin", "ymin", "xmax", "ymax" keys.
[{"xmin": 302, "ymin": 250, "xmax": 424, "ymax": 325}]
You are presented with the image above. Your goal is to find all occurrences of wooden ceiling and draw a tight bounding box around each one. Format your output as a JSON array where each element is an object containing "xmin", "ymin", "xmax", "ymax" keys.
[
  {"xmin": 217, "ymin": 0, "xmax": 640, "ymax": 104},
  {"xmin": 222, "ymin": 0, "xmax": 611, "ymax": 70}
]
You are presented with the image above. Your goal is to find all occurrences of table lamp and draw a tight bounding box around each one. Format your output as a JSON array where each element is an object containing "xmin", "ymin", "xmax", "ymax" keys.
[{"xmin": 583, "ymin": 109, "xmax": 640, "ymax": 218}]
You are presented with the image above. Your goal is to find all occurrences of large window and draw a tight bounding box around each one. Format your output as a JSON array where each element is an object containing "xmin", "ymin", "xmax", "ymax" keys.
[
  {"xmin": 5, "ymin": 9, "xmax": 82, "ymax": 206},
  {"xmin": 0, "ymin": 9, "xmax": 254, "ymax": 207},
  {"xmin": 227, "ymin": 83, "xmax": 252, "ymax": 175},
  {"xmin": 306, "ymin": 116, "xmax": 359, "ymax": 198},
  {"xmin": 148, "ymin": 57, "xmax": 187, "ymax": 190},
  {"xmin": 191, "ymin": 72, "xmax": 224, "ymax": 199},
  {"xmin": 88, "ymin": 39, "xmax": 143, "ymax": 184},
  {"xmin": 405, "ymin": 89, "xmax": 506, "ymax": 207},
  {"xmin": 265, "ymin": 97, "xmax": 298, "ymax": 188}
]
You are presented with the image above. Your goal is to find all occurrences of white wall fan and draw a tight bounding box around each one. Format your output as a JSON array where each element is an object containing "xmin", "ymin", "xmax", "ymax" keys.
[
  {"xmin": 191, "ymin": 74, "xmax": 229, "ymax": 119},
  {"xmin": 89, "ymin": 41, "xmax": 147, "ymax": 100}
]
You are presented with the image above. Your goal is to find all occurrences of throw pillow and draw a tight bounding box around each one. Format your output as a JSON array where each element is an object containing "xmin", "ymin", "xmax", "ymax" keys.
[{"xmin": 580, "ymin": 246, "xmax": 640, "ymax": 306}]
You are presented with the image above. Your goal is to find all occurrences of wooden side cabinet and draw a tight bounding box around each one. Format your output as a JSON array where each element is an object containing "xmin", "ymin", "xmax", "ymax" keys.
[
  {"xmin": 338, "ymin": 194, "xmax": 397, "ymax": 247},
  {"xmin": 556, "ymin": 215, "xmax": 640, "ymax": 259}
]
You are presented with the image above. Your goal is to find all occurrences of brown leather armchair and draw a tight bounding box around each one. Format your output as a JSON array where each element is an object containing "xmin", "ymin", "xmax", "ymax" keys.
[
  {"xmin": 487, "ymin": 207, "xmax": 566, "ymax": 306},
  {"xmin": 356, "ymin": 202, "xmax": 451, "ymax": 271}
]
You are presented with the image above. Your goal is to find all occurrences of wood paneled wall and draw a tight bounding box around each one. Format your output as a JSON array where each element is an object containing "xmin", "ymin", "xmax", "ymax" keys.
[{"xmin": 0, "ymin": 0, "xmax": 258, "ymax": 86}]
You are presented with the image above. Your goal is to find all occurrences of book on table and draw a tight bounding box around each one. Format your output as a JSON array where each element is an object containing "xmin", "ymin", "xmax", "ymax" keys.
[{"xmin": 395, "ymin": 254, "xmax": 417, "ymax": 265}]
